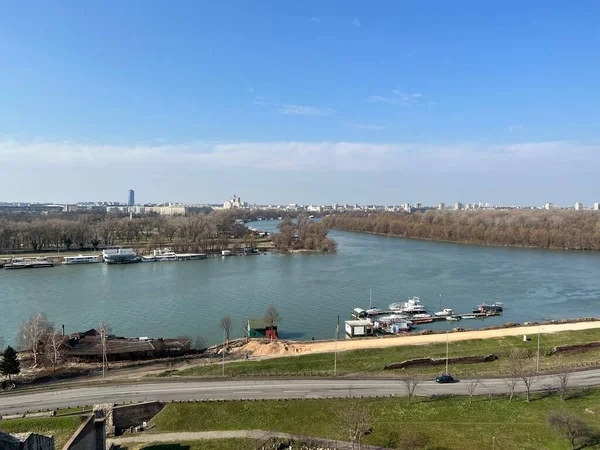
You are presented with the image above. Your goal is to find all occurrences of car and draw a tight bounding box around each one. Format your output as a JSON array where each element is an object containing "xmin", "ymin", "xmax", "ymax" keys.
[{"xmin": 435, "ymin": 374, "xmax": 455, "ymax": 383}]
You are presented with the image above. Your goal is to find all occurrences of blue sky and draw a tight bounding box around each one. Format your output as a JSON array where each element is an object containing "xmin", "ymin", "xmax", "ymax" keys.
[{"xmin": 1, "ymin": 1, "xmax": 599, "ymax": 206}]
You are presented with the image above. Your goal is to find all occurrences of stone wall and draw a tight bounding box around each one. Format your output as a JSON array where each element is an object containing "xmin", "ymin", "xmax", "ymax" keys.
[
  {"xmin": 62, "ymin": 415, "xmax": 106, "ymax": 450},
  {"xmin": 111, "ymin": 402, "xmax": 165, "ymax": 435}
]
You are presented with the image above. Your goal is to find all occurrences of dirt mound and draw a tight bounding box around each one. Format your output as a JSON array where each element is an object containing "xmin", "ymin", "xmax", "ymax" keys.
[{"xmin": 239, "ymin": 340, "xmax": 304, "ymax": 357}]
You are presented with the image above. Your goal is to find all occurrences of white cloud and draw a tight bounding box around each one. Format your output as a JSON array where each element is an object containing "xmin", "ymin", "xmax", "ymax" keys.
[
  {"xmin": 310, "ymin": 17, "xmax": 320, "ymax": 22},
  {"xmin": 1, "ymin": 139, "xmax": 598, "ymax": 173},
  {"xmin": 509, "ymin": 124, "xmax": 524, "ymax": 133},
  {"xmin": 369, "ymin": 91, "xmax": 423, "ymax": 106},
  {"xmin": 352, "ymin": 19, "xmax": 360, "ymax": 27},
  {"xmin": 245, "ymin": 87, "xmax": 255, "ymax": 92},
  {"xmin": 278, "ymin": 105, "xmax": 335, "ymax": 116}
]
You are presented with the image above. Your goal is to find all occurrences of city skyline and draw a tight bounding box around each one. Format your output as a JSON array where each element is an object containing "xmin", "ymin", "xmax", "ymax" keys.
[{"xmin": 1, "ymin": 2, "xmax": 600, "ymax": 204}]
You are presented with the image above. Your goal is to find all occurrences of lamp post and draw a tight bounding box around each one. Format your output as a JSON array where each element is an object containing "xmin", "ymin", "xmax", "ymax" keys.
[
  {"xmin": 222, "ymin": 328, "xmax": 226, "ymax": 377},
  {"xmin": 536, "ymin": 326, "xmax": 541, "ymax": 373}
]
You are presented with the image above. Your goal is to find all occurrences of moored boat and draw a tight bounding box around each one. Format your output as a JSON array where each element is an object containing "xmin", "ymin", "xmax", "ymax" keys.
[
  {"xmin": 474, "ymin": 302, "xmax": 504, "ymax": 314},
  {"xmin": 102, "ymin": 248, "xmax": 139, "ymax": 264},
  {"xmin": 5, "ymin": 257, "xmax": 54, "ymax": 269},
  {"xmin": 389, "ymin": 296, "xmax": 428, "ymax": 314},
  {"xmin": 62, "ymin": 255, "xmax": 100, "ymax": 265},
  {"xmin": 434, "ymin": 308, "xmax": 455, "ymax": 317},
  {"xmin": 221, "ymin": 250, "xmax": 233, "ymax": 256}
]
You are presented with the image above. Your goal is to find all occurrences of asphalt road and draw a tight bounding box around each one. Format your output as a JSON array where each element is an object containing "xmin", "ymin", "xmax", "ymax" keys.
[{"xmin": 2, "ymin": 369, "xmax": 600, "ymax": 416}]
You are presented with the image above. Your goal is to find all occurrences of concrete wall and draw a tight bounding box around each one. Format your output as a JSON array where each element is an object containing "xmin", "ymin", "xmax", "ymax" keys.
[
  {"xmin": 0, "ymin": 432, "xmax": 54, "ymax": 450},
  {"xmin": 111, "ymin": 402, "xmax": 165, "ymax": 435},
  {"xmin": 62, "ymin": 416, "xmax": 105, "ymax": 450}
]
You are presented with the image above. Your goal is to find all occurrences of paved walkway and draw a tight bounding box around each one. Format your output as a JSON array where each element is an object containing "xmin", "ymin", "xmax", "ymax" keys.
[{"xmin": 109, "ymin": 430, "xmax": 391, "ymax": 450}]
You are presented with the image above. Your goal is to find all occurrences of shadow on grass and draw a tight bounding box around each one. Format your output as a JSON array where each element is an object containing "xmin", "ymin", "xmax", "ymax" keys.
[
  {"xmin": 568, "ymin": 387, "xmax": 594, "ymax": 400},
  {"xmin": 136, "ymin": 446, "xmax": 190, "ymax": 450}
]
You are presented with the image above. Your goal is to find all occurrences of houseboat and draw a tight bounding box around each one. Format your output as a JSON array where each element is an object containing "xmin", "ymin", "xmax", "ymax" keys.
[
  {"xmin": 102, "ymin": 248, "xmax": 139, "ymax": 264},
  {"xmin": 221, "ymin": 250, "xmax": 233, "ymax": 257},
  {"xmin": 62, "ymin": 255, "xmax": 100, "ymax": 265},
  {"xmin": 389, "ymin": 296, "xmax": 428, "ymax": 314},
  {"xmin": 4, "ymin": 257, "xmax": 54, "ymax": 269}
]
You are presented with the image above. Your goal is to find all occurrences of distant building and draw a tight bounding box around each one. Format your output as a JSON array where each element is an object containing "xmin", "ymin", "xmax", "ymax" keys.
[
  {"xmin": 545, "ymin": 202, "xmax": 553, "ymax": 210},
  {"xmin": 307, "ymin": 205, "xmax": 322, "ymax": 212},
  {"xmin": 402, "ymin": 203, "xmax": 411, "ymax": 212},
  {"xmin": 223, "ymin": 194, "xmax": 246, "ymax": 209},
  {"xmin": 594, "ymin": 202, "xmax": 600, "ymax": 211},
  {"xmin": 128, "ymin": 189, "xmax": 135, "ymax": 206},
  {"xmin": 414, "ymin": 202, "xmax": 422, "ymax": 209},
  {"xmin": 575, "ymin": 202, "xmax": 583, "ymax": 211},
  {"xmin": 438, "ymin": 202, "xmax": 445, "ymax": 210},
  {"xmin": 454, "ymin": 202, "xmax": 463, "ymax": 211}
]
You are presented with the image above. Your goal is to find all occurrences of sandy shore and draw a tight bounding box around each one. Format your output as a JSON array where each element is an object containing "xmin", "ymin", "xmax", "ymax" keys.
[{"xmin": 236, "ymin": 320, "xmax": 600, "ymax": 358}]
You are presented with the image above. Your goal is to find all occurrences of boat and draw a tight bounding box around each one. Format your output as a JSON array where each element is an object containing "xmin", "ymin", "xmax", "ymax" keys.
[
  {"xmin": 473, "ymin": 302, "xmax": 504, "ymax": 314},
  {"xmin": 412, "ymin": 313, "xmax": 432, "ymax": 319},
  {"xmin": 434, "ymin": 308, "xmax": 455, "ymax": 317},
  {"xmin": 142, "ymin": 249, "xmax": 207, "ymax": 262},
  {"xmin": 412, "ymin": 317, "xmax": 434, "ymax": 324},
  {"xmin": 243, "ymin": 247, "xmax": 260, "ymax": 255},
  {"xmin": 62, "ymin": 255, "xmax": 100, "ymax": 265},
  {"xmin": 221, "ymin": 250, "xmax": 233, "ymax": 256},
  {"xmin": 102, "ymin": 248, "xmax": 139, "ymax": 264},
  {"xmin": 461, "ymin": 314, "xmax": 477, "ymax": 319},
  {"xmin": 176, "ymin": 253, "xmax": 207, "ymax": 260},
  {"xmin": 4, "ymin": 257, "xmax": 54, "ymax": 269},
  {"xmin": 389, "ymin": 296, "xmax": 428, "ymax": 314},
  {"xmin": 365, "ymin": 307, "xmax": 384, "ymax": 316},
  {"xmin": 376, "ymin": 314, "xmax": 410, "ymax": 322},
  {"xmin": 446, "ymin": 316, "xmax": 461, "ymax": 321}
]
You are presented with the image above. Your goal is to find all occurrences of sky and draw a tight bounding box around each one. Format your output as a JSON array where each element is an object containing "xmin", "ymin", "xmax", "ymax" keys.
[{"xmin": 1, "ymin": 1, "xmax": 599, "ymax": 206}]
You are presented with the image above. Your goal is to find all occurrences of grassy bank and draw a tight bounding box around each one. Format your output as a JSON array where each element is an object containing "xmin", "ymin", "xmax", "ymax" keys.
[
  {"xmin": 0, "ymin": 416, "xmax": 86, "ymax": 448},
  {"xmin": 161, "ymin": 328, "xmax": 600, "ymax": 378},
  {"xmin": 149, "ymin": 390, "xmax": 600, "ymax": 450}
]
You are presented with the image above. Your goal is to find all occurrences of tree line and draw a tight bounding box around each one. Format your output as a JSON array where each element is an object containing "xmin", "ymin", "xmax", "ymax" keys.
[
  {"xmin": 271, "ymin": 216, "xmax": 337, "ymax": 252},
  {"xmin": 0, "ymin": 210, "xmax": 268, "ymax": 255},
  {"xmin": 323, "ymin": 210, "xmax": 600, "ymax": 251}
]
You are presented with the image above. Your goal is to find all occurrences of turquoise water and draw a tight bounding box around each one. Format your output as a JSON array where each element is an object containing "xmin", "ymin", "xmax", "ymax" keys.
[{"xmin": 1, "ymin": 220, "xmax": 600, "ymax": 345}]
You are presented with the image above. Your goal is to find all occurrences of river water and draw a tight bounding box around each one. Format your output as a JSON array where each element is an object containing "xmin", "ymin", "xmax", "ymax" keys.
[{"xmin": 1, "ymin": 220, "xmax": 600, "ymax": 345}]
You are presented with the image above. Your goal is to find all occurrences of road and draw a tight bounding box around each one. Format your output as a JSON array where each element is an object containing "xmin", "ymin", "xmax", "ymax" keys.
[{"xmin": 2, "ymin": 369, "xmax": 600, "ymax": 416}]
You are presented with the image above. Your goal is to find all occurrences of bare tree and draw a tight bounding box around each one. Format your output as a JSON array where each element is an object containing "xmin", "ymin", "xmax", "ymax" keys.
[
  {"xmin": 504, "ymin": 371, "xmax": 519, "ymax": 402},
  {"xmin": 554, "ymin": 368, "xmax": 573, "ymax": 401},
  {"xmin": 506, "ymin": 349, "xmax": 537, "ymax": 402},
  {"xmin": 336, "ymin": 400, "xmax": 373, "ymax": 450},
  {"xmin": 220, "ymin": 316, "xmax": 232, "ymax": 343},
  {"xmin": 466, "ymin": 379, "xmax": 480, "ymax": 404},
  {"xmin": 548, "ymin": 411, "xmax": 593, "ymax": 450},
  {"xmin": 45, "ymin": 331, "xmax": 65, "ymax": 375},
  {"xmin": 18, "ymin": 313, "xmax": 53, "ymax": 366},
  {"xmin": 264, "ymin": 305, "xmax": 281, "ymax": 340},
  {"xmin": 401, "ymin": 375, "xmax": 422, "ymax": 405}
]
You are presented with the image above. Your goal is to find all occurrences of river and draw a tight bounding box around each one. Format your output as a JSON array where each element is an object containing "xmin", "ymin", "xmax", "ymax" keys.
[{"xmin": 1, "ymin": 220, "xmax": 600, "ymax": 345}]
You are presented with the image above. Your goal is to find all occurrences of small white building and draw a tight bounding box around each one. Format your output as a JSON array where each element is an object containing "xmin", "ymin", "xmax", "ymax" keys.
[
  {"xmin": 438, "ymin": 202, "xmax": 445, "ymax": 210},
  {"xmin": 594, "ymin": 202, "xmax": 600, "ymax": 211},
  {"xmin": 414, "ymin": 202, "xmax": 422, "ymax": 209},
  {"xmin": 575, "ymin": 202, "xmax": 583, "ymax": 211},
  {"xmin": 454, "ymin": 202, "xmax": 463, "ymax": 211},
  {"xmin": 345, "ymin": 320, "xmax": 374, "ymax": 338},
  {"xmin": 544, "ymin": 202, "xmax": 553, "ymax": 210}
]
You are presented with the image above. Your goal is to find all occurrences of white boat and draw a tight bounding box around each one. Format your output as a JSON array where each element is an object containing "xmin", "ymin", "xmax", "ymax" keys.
[
  {"xmin": 412, "ymin": 313, "xmax": 432, "ymax": 319},
  {"xmin": 389, "ymin": 296, "xmax": 428, "ymax": 314},
  {"xmin": 62, "ymin": 255, "xmax": 100, "ymax": 265},
  {"xmin": 176, "ymin": 253, "xmax": 207, "ymax": 260},
  {"xmin": 365, "ymin": 308, "xmax": 383, "ymax": 316},
  {"xmin": 446, "ymin": 316, "xmax": 460, "ymax": 321},
  {"xmin": 434, "ymin": 308, "xmax": 455, "ymax": 317},
  {"xmin": 4, "ymin": 257, "xmax": 54, "ymax": 269},
  {"xmin": 461, "ymin": 314, "xmax": 477, "ymax": 319},
  {"xmin": 221, "ymin": 250, "xmax": 233, "ymax": 256}
]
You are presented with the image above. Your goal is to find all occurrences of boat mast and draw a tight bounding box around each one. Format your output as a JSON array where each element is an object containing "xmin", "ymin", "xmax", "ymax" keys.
[{"xmin": 369, "ymin": 288, "xmax": 372, "ymax": 309}]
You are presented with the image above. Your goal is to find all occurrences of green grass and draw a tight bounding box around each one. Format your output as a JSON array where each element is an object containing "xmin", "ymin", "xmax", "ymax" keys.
[
  {"xmin": 116, "ymin": 439, "xmax": 258, "ymax": 450},
  {"xmin": 0, "ymin": 416, "xmax": 86, "ymax": 448},
  {"xmin": 162, "ymin": 328, "xmax": 600, "ymax": 378},
  {"xmin": 149, "ymin": 390, "xmax": 600, "ymax": 450}
]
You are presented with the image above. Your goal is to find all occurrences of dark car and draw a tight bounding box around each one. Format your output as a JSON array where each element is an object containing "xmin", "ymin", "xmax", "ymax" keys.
[{"xmin": 435, "ymin": 374, "xmax": 455, "ymax": 383}]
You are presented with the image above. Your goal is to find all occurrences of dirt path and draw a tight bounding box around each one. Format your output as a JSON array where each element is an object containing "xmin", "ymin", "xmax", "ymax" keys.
[
  {"xmin": 231, "ymin": 320, "xmax": 600, "ymax": 358},
  {"xmin": 109, "ymin": 430, "xmax": 389, "ymax": 450}
]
